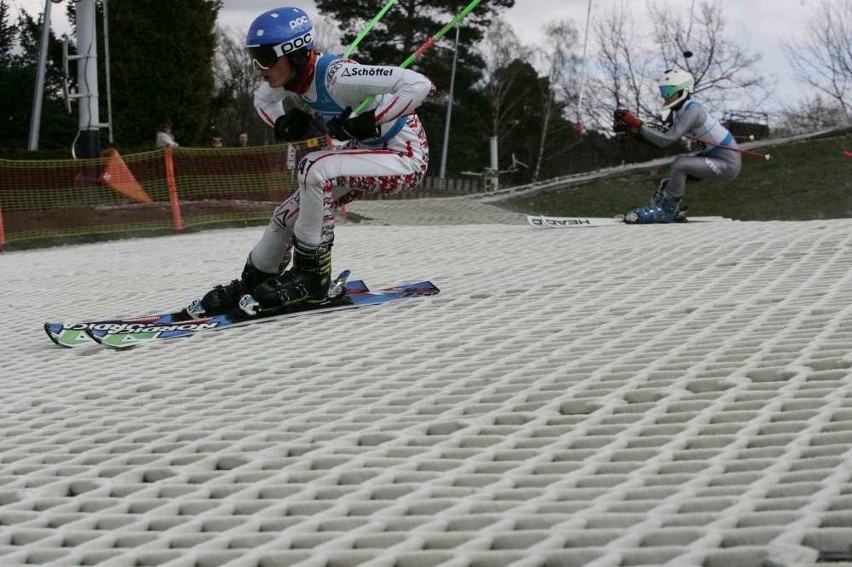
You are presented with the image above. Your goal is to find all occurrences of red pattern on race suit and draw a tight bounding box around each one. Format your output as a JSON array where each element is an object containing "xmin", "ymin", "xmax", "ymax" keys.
[
  {"xmin": 247, "ymin": 59, "xmax": 433, "ymax": 273},
  {"xmin": 282, "ymin": 113, "xmax": 428, "ymax": 247}
]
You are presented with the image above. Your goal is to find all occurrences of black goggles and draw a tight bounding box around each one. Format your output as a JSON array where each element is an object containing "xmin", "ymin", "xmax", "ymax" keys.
[{"xmin": 247, "ymin": 45, "xmax": 281, "ymax": 70}]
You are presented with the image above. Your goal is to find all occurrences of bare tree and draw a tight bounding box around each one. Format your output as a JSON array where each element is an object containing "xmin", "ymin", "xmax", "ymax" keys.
[
  {"xmin": 587, "ymin": 0, "xmax": 768, "ymax": 130},
  {"xmin": 530, "ymin": 20, "xmax": 582, "ymax": 182},
  {"xmin": 211, "ymin": 26, "xmax": 264, "ymax": 144},
  {"xmin": 777, "ymin": 96, "xmax": 850, "ymax": 135},
  {"xmin": 479, "ymin": 18, "xmax": 531, "ymax": 146},
  {"xmin": 584, "ymin": 5, "xmax": 653, "ymax": 130},
  {"xmin": 648, "ymin": 0, "xmax": 769, "ymax": 113},
  {"xmin": 783, "ymin": 0, "xmax": 852, "ymax": 123}
]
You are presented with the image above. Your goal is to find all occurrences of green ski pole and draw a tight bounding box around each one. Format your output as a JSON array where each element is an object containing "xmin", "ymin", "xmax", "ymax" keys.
[
  {"xmin": 301, "ymin": 0, "xmax": 397, "ymax": 113},
  {"xmin": 353, "ymin": 0, "xmax": 483, "ymax": 115},
  {"xmin": 344, "ymin": 0, "xmax": 397, "ymax": 58}
]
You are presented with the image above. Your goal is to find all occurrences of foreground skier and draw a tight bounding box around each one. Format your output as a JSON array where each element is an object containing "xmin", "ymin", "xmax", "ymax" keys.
[
  {"xmin": 613, "ymin": 69, "xmax": 742, "ymax": 223},
  {"xmin": 195, "ymin": 7, "xmax": 433, "ymax": 316}
]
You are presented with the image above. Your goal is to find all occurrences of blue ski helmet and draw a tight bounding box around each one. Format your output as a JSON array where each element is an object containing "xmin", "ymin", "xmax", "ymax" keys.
[{"xmin": 246, "ymin": 7, "xmax": 315, "ymax": 70}]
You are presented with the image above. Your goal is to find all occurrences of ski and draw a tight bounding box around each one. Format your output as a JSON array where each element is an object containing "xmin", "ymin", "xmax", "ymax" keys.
[
  {"xmin": 85, "ymin": 280, "xmax": 439, "ymax": 349},
  {"xmin": 613, "ymin": 214, "xmax": 732, "ymax": 224},
  {"xmin": 44, "ymin": 276, "xmax": 368, "ymax": 348},
  {"xmin": 527, "ymin": 213, "xmax": 732, "ymax": 227},
  {"xmin": 527, "ymin": 214, "xmax": 621, "ymax": 228},
  {"xmin": 45, "ymin": 314, "xmax": 176, "ymax": 348}
]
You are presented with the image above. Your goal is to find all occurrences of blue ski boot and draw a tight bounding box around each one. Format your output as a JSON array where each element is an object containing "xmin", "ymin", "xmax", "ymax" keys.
[
  {"xmin": 624, "ymin": 180, "xmax": 683, "ymax": 224},
  {"xmin": 651, "ymin": 179, "xmax": 688, "ymax": 222}
]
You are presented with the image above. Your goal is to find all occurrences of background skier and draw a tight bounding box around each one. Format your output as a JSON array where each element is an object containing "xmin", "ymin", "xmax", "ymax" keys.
[{"xmin": 613, "ymin": 69, "xmax": 742, "ymax": 223}]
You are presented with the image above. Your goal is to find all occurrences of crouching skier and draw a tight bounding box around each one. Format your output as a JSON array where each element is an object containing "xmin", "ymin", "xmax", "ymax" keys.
[
  {"xmin": 613, "ymin": 69, "xmax": 742, "ymax": 223},
  {"xmin": 189, "ymin": 7, "xmax": 433, "ymax": 317}
]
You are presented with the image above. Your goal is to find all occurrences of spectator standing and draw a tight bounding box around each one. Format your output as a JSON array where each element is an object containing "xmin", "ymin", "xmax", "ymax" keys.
[{"xmin": 155, "ymin": 121, "xmax": 178, "ymax": 148}]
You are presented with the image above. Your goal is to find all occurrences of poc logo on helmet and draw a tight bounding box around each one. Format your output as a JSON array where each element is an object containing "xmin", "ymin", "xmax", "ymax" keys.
[
  {"xmin": 289, "ymin": 16, "xmax": 309, "ymax": 29},
  {"xmin": 280, "ymin": 31, "xmax": 312, "ymax": 54}
]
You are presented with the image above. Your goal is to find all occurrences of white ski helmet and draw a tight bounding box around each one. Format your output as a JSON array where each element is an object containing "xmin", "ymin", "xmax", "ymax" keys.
[{"xmin": 658, "ymin": 68, "xmax": 694, "ymax": 110}]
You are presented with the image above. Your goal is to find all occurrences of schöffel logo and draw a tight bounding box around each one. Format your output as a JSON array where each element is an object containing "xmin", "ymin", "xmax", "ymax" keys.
[
  {"xmin": 342, "ymin": 67, "xmax": 393, "ymax": 77},
  {"xmin": 289, "ymin": 15, "xmax": 309, "ymax": 29}
]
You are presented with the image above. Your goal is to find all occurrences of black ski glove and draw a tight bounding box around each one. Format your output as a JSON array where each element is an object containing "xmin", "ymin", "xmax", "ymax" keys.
[
  {"xmin": 326, "ymin": 107, "xmax": 380, "ymax": 141},
  {"xmin": 274, "ymin": 108, "xmax": 310, "ymax": 142}
]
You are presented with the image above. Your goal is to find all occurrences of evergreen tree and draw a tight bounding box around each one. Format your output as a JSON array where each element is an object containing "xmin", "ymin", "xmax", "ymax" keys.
[
  {"xmin": 209, "ymin": 26, "xmax": 266, "ymax": 146},
  {"xmin": 315, "ymin": 0, "xmax": 514, "ymax": 177},
  {"xmin": 107, "ymin": 0, "xmax": 221, "ymax": 147},
  {"xmin": 0, "ymin": 0, "xmax": 13, "ymax": 65},
  {"xmin": 0, "ymin": 0, "xmax": 18, "ymax": 146},
  {"xmin": 0, "ymin": 4, "xmax": 76, "ymax": 153}
]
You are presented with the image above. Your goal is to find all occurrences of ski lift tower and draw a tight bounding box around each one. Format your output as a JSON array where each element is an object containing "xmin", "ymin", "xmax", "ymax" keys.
[
  {"xmin": 462, "ymin": 140, "xmax": 528, "ymax": 192},
  {"xmin": 70, "ymin": 0, "xmax": 102, "ymax": 158},
  {"xmin": 28, "ymin": 0, "xmax": 111, "ymax": 158},
  {"xmin": 27, "ymin": 0, "xmax": 60, "ymax": 152}
]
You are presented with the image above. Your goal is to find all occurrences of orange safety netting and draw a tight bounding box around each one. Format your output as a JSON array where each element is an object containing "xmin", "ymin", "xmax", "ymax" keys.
[{"xmin": 0, "ymin": 137, "xmax": 329, "ymax": 250}]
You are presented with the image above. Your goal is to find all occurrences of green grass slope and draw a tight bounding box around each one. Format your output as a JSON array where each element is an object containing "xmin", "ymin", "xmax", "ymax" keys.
[{"xmin": 498, "ymin": 132, "xmax": 852, "ymax": 221}]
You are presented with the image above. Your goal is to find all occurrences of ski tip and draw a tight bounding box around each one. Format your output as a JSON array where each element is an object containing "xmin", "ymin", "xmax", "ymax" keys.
[
  {"xmin": 84, "ymin": 328, "xmax": 137, "ymax": 350},
  {"xmin": 44, "ymin": 322, "xmax": 101, "ymax": 348},
  {"xmin": 84, "ymin": 328, "xmax": 106, "ymax": 346},
  {"xmin": 44, "ymin": 322, "xmax": 65, "ymax": 347}
]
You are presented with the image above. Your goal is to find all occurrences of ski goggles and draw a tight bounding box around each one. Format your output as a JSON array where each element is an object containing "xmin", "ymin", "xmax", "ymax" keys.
[
  {"xmin": 247, "ymin": 32, "xmax": 313, "ymax": 70},
  {"xmin": 659, "ymin": 84, "xmax": 682, "ymax": 98},
  {"xmin": 248, "ymin": 45, "xmax": 282, "ymax": 70}
]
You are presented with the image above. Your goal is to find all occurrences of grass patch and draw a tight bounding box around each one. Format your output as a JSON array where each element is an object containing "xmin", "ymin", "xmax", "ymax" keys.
[{"xmin": 497, "ymin": 132, "xmax": 852, "ymax": 221}]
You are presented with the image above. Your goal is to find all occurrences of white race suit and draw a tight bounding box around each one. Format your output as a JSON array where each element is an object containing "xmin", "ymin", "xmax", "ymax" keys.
[{"xmin": 248, "ymin": 54, "xmax": 433, "ymax": 273}]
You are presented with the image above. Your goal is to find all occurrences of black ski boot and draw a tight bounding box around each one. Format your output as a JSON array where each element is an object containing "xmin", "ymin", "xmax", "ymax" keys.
[
  {"xmin": 193, "ymin": 259, "xmax": 275, "ymax": 317},
  {"xmin": 252, "ymin": 241, "xmax": 332, "ymax": 310}
]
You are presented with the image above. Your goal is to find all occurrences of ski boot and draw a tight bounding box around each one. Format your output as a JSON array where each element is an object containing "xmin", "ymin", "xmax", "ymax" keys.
[
  {"xmin": 185, "ymin": 259, "xmax": 275, "ymax": 318},
  {"xmin": 251, "ymin": 241, "xmax": 333, "ymax": 312},
  {"xmin": 650, "ymin": 178, "xmax": 688, "ymax": 222},
  {"xmin": 624, "ymin": 180, "xmax": 683, "ymax": 224}
]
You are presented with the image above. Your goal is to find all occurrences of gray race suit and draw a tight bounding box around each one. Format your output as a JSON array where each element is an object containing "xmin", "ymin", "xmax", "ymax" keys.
[{"xmin": 638, "ymin": 99, "xmax": 742, "ymax": 198}]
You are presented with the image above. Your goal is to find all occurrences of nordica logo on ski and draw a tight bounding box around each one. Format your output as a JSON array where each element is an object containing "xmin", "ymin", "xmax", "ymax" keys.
[
  {"xmin": 342, "ymin": 67, "xmax": 393, "ymax": 77},
  {"xmin": 63, "ymin": 321, "xmax": 218, "ymax": 333}
]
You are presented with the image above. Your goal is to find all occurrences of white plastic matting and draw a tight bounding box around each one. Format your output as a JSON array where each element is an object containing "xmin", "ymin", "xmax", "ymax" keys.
[{"xmin": 2, "ymin": 219, "xmax": 852, "ymax": 566}]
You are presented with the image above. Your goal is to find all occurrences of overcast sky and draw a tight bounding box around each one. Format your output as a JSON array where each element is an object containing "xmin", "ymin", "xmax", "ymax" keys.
[{"xmin": 12, "ymin": 0, "xmax": 818, "ymax": 112}]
